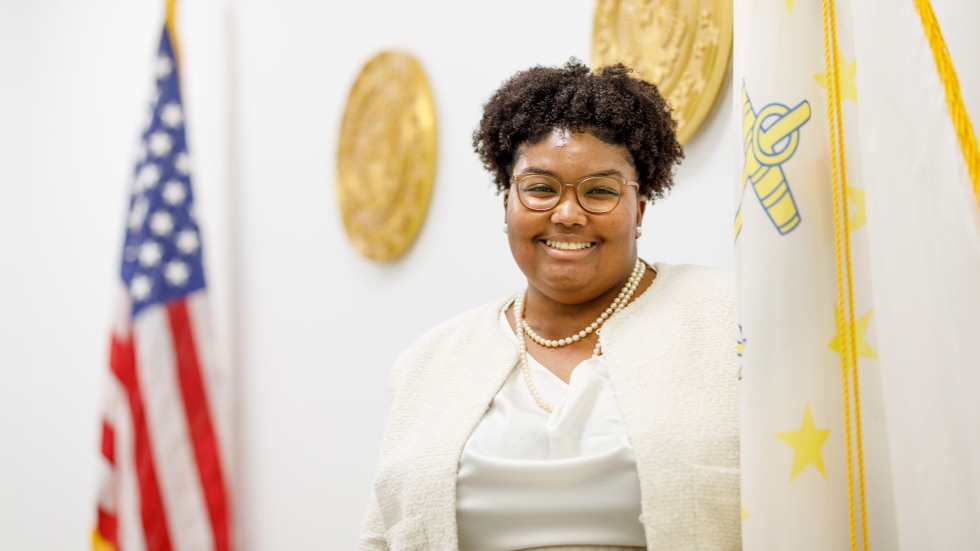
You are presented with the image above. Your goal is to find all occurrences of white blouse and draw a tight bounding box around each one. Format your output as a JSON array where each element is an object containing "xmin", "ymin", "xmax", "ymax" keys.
[{"xmin": 455, "ymin": 306, "xmax": 646, "ymax": 551}]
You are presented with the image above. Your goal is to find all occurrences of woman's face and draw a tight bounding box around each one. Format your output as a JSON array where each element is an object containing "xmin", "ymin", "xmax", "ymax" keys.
[{"xmin": 505, "ymin": 129, "xmax": 646, "ymax": 305}]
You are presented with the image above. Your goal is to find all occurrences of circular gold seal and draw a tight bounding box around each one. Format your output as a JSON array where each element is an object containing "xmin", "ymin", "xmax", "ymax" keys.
[
  {"xmin": 337, "ymin": 51, "xmax": 437, "ymax": 261},
  {"xmin": 593, "ymin": 0, "xmax": 733, "ymax": 144}
]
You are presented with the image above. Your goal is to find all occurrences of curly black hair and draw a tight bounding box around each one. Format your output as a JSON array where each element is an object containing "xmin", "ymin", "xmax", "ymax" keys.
[{"xmin": 473, "ymin": 60, "xmax": 684, "ymax": 200}]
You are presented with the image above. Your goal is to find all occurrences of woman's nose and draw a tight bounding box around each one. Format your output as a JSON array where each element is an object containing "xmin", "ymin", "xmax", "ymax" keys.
[{"xmin": 550, "ymin": 184, "xmax": 588, "ymax": 226}]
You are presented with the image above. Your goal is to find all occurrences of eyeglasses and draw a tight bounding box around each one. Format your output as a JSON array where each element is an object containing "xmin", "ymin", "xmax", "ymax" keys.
[{"xmin": 510, "ymin": 174, "xmax": 639, "ymax": 214}]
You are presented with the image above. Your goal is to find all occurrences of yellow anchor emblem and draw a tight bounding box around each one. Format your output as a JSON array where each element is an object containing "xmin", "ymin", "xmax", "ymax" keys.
[{"xmin": 735, "ymin": 84, "xmax": 811, "ymax": 239}]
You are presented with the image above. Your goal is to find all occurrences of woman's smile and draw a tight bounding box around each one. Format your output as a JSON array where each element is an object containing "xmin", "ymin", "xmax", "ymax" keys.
[{"xmin": 542, "ymin": 239, "xmax": 596, "ymax": 252}]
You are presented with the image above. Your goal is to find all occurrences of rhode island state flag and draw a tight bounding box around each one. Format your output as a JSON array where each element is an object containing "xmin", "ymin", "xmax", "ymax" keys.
[{"xmin": 735, "ymin": 0, "xmax": 980, "ymax": 549}]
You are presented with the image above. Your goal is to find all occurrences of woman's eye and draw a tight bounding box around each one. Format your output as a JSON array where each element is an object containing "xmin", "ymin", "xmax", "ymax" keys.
[
  {"xmin": 525, "ymin": 185, "xmax": 557, "ymax": 194},
  {"xmin": 586, "ymin": 187, "xmax": 619, "ymax": 196}
]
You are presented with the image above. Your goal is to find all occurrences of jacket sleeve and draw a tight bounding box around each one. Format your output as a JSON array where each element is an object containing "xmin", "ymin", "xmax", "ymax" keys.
[{"xmin": 357, "ymin": 490, "xmax": 388, "ymax": 550}]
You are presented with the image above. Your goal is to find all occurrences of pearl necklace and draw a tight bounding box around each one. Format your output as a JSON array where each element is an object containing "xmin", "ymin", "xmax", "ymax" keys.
[
  {"xmin": 520, "ymin": 259, "xmax": 645, "ymax": 349},
  {"xmin": 513, "ymin": 259, "xmax": 646, "ymax": 413}
]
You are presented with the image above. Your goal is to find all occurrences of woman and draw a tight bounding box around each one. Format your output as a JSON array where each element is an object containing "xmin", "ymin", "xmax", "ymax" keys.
[{"xmin": 360, "ymin": 61, "xmax": 740, "ymax": 550}]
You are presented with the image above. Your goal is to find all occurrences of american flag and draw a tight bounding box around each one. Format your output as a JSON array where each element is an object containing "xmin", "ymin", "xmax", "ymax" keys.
[{"xmin": 94, "ymin": 24, "xmax": 232, "ymax": 551}]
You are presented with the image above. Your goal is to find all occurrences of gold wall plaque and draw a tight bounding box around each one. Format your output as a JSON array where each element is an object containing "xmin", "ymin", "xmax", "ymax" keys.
[
  {"xmin": 593, "ymin": 0, "xmax": 733, "ymax": 144},
  {"xmin": 337, "ymin": 51, "xmax": 437, "ymax": 261}
]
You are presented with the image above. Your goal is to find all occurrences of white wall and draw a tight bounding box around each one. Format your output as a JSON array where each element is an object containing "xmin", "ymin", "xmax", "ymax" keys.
[
  {"xmin": 0, "ymin": 1, "xmax": 737, "ymax": 549},
  {"xmin": 0, "ymin": 2, "xmax": 160, "ymax": 549}
]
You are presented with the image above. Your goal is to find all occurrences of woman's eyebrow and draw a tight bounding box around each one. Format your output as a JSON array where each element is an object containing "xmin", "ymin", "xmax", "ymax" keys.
[
  {"xmin": 515, "ymin": 166, "xmax": 560, "ymax": 177},
  {"xmin": 589, "ymin": 168, "xmax": 628, "ymax": 178},
  {"xmin": 516, "ymin": 167, "xmax": 628, "ymax": 178}
]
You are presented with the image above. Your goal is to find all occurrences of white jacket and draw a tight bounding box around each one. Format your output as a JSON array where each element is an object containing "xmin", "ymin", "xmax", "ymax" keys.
[{"xmin": 360, "ymin": 263, "xmax": 741, "ymax": 550}]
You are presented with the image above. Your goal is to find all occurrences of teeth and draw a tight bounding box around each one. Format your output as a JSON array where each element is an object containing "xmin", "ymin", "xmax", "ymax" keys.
[{"xmin": 546, "ymin": 240, "xmax": 593, "ymax": 251}]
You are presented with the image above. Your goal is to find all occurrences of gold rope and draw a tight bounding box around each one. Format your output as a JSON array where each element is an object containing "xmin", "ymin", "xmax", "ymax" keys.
[
  {"xmin": 820, "ymin": 0, "xmax": 869, "ymax": 549},
  {"xmin": 827, "ymin": 0, "xmax": 870, "ymax": 547},
  {"xmin": 913, "ymin": 0, "xmax": 980, "ymax": 209}
]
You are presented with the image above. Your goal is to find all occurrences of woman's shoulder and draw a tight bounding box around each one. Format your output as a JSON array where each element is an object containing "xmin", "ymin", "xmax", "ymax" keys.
[
  {"xmin": 388, "ymin": 294, "xmax": 517, "ymax": 395},
  {"xmin": 652, "ymin": 262, "xmax": 733, "ymax": 287},
  {"xmin": 610, "ymin": 262, "xmax": 736, "ymax": 343},
  {"xmin": 647, "ymin": 262, "xmax": 734, "ymax": 303},
  {"xmin": 395, "ymin": 294, "xmax": 515, "ymax": 364}
]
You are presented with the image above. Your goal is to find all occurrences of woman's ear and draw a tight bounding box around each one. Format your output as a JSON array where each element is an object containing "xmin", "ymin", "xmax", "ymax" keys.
[
  {"xmin": 636, "ymin": 195, "xmax": 647, "ymax": 226},
  {"xmin": 502, "ymin": 190, "xmax": 510, "ymax": 234}
]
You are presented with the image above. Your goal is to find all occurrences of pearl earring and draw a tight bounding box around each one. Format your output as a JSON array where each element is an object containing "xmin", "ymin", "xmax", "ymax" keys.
[
  {"xmin": 503, "ymin": 223, "xmax": 508, "ymax": 234},
  {"xmin": 635, "ymin": 226, "xmax": 643, "ymax": 238}
]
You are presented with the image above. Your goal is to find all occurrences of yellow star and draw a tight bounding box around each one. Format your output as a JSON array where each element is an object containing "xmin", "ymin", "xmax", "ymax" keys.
[
  {"xmin": 828, "ymin": 308, "xmax": 879, "ymax": 359},
  {"xmin": 775, "ymin": 402, "xmax": 831, "ymax": 480},
  {"xmin": 846, "ymin": 185, "xmax": 867, "ymax": 230},
  {"xmin": 814, "ymin": 58, "xmax": 858, "ymax": 102},
  {"xmin": 741, "ymin": 507, "xmax": 749, "ymax": 522},
  {"xmin": 785, "ymin": 0, "xmax": 794, "ymax": 15}
]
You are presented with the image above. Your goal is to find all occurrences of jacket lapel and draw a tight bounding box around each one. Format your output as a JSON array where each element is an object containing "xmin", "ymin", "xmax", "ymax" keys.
[{"xmin": 603, "ymin": 264, "xmax": 700, "ymax": 549}]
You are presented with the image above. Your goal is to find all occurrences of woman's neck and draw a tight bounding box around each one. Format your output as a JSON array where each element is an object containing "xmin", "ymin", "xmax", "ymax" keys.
[{"xmin": 521, "ymin": 262, "xmax": 655, "ymax": 339}]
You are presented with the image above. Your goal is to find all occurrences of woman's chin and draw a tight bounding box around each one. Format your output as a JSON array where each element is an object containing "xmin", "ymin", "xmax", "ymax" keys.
[{"xmin": 529, "ymin": 272, "xmax": 604, "ymax": 305}]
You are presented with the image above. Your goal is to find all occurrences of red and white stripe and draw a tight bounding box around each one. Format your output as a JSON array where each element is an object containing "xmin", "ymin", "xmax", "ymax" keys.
[{"xmin": 95, "ymin": 287, "xmax": 232, "ymax": 551}]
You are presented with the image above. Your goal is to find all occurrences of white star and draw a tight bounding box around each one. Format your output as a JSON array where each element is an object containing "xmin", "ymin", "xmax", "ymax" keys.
[
  {"xmin": 165, "ymin": 260, "xmax": 190, "ymax": 287},
  {"xmin": 176, "ymin": 230, "xmax": 200, "ymax": 255},
  {"xmin": 138, "ymin": 241, "xmax": 163, "ymax": 267},
  {"xmin": 135, "ymin": 164, "xmax": 161, "ymax": 192},
  {"xmin": 160, "ymin": 103, "xmax": 183, "ymax": 128},
  {"xmin": 128, "ymin": 198, "xmax": 149, "ymax": 229},
  {"xmin": 162, "ymin": 180, "xmax": 186, "ymax": 205},
  {"xmin": 150, "ymin": 211, "xmax": 174, "ymax": 236},
  {"xmin": 155, "ymin": 56, "xmax": 173, "ymax": 79},
  {"xmin": 174, "ymin": 153, "xmax": 191, "ymax": 175},
  {"xmin": 136, "ymin": 142, "xmax": 148, "ymax": 163},
  {"xmin": 130, "ymin": 274, "xmax": 152, "ymax": 300},
  {"xmin": 148, "ymin": 131, "xmax": 173, "ymax": 158}
]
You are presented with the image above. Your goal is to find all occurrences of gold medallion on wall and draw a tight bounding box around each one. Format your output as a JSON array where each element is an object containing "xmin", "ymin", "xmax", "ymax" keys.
[
  {"xmin": 337, "ymin": 51, "xmax": 437, "ymax": 261},
  {"xmin": 593, "ymin": 0, "xmax": 732, "ymax": 144}
]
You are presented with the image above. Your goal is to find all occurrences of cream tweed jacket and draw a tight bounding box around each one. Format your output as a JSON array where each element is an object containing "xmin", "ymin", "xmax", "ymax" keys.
[{"xmin": 359, "ymin": 263, "xmax": 741, "ymax": 550}]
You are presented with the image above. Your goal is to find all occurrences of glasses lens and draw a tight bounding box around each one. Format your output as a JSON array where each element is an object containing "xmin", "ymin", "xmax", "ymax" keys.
[
  {"xmin": 577, "ymin": 177, "xmax": 624, "ymax": 213},
  {"xmin": 516, "ymin": 175, "xmax": 561, "ymax": 210}
]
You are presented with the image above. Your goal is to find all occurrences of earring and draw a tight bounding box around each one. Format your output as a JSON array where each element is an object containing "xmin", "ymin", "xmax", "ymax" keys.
[
  {"xmin": 635, "ymin": 226, "xmax": 643, "ymax": 239},
  {"xmin": 503, "ymin": 223, "xmax": 508, "ymax": 234}
]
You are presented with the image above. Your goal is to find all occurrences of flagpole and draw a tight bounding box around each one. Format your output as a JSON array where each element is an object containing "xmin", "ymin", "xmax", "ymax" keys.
[{"xmin": 166, "ymin": 0, "xmax": 179, "ymax": 64}]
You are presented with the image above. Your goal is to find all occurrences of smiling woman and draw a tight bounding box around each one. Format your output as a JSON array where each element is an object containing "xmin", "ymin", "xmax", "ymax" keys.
[{"xmin": 360, "ymin": 60, "xmax": 741, "ymax": 551}]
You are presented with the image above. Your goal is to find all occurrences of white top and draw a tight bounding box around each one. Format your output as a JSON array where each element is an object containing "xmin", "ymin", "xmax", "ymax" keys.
[{"xmin": 455, "ymin": 305, "xmax": 646, "ymax": 551}]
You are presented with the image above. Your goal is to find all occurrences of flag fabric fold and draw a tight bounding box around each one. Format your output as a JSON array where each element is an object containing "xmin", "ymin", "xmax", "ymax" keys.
[
  {"xmin": 736, "ymin": 0, "xmax": 980, "ymax": 549},
  {"xmin": 94, "ymin": 23, "xmax": 233, "ymax": 551}
]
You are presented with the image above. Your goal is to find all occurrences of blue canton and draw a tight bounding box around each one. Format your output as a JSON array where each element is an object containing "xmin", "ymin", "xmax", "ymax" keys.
[{"xmin": 120, "ymin": 28, "xmax": 205, "ymax": 316}]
